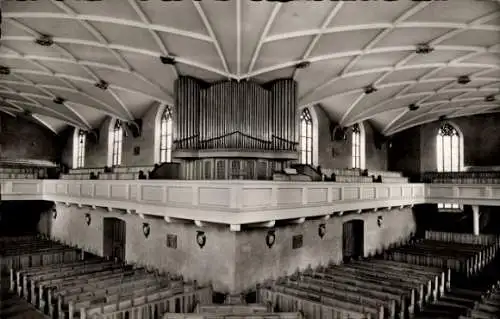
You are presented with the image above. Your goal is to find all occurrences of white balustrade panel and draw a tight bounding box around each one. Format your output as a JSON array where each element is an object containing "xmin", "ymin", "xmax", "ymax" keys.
[
  {"xmin": 426, "ymin": 184, "xmax": 500, "ymax": 206},
  {"xmin": 0, "ymin": 179, "xmax": 427, "ymax": 224}
]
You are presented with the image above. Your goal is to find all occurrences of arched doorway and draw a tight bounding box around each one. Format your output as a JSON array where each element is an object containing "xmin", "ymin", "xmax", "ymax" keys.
[
  {"xmin": 342, "ymin": 219, "xmax": 364, "ymax": 262},
  {"xmin": 103, "ymin": 218, "xmax": 126, "ymax": 261}
]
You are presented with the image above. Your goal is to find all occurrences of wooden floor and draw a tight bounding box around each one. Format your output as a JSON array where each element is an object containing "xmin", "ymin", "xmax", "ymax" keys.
[{"xmin": 0, "ymin": 277, "xmax": 48, "ymax": 319}]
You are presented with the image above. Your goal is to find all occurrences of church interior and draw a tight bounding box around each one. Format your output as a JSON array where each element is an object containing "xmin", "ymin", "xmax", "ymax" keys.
[{"xmin": 0, "ymin": 0, "xmax": 500, "ymax": 318}]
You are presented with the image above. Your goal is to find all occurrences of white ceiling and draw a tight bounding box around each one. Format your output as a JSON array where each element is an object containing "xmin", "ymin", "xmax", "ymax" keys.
[{"xmin": 0, "ymin": 0, "xmax": 499, "ymax": 135}]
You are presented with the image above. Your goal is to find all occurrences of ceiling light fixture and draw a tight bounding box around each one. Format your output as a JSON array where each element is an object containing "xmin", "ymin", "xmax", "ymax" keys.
[
  {"xmin": 160, "ymin": 55, "xmax": 177, "ymax": 65},
  {"xmin": 415, "ymin": 43, "xmax": 434, "ymax": 54},
  {"xmin": 95, "ymin": 80, "xmax": 109, "ymax": 90},
  {"xmin": 438, "ymin": 115, "xmax": 448, "ymax": 122},
  {"xmin": 457, "ymin": 76, "xmax": 470, "ymax": 85},
  {"xmin": 35, "ymin": 34, "xmax": 54, "ymax": 47},
  {"xmin": 408, "ymin": 103, "xmax": 419, "ymax": 111},
  {"xmin": 0, "ymin": 66, "xmax": 11, "ymax": 75},
  {"xmin": 485, "ymin": 95, "xmax": 496, "ymax": 102},
  {"xmin": 53, "ymin": 97, "xmax": 65, "ymax": 104},
  {"xmin": 364, "ymin": 85, "xmax": 377, "ymax": 94},
  {"xmin": 296, "ymin": 61, "xmax": 311, "ymax": 69}
]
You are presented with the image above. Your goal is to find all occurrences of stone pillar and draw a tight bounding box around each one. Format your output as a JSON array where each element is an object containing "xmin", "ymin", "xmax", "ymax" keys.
[{"xmin": 472, "ymin": 205, "xmax": 480, "ymax": 236}]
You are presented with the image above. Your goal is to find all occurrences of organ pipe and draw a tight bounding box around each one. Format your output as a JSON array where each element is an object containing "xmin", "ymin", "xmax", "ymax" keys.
[{"xmin": 174, "ymin": 77, "xmax": 297, "ymax": 151}]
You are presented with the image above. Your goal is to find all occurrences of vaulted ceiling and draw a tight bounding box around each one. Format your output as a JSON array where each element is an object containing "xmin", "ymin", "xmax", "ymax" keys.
[{"xmin": 0, "ymin": 0, "xmax": 499, "ymax": 135}]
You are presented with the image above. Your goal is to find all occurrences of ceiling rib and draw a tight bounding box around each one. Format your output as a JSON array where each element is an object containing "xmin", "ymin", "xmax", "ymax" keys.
[
  {"xmin": 3, "ymin": 12, "xmax": 213, "ymax": 42},
  {"xmin": 4, "ymin": 19, "xmax": 135, "ymax": 121},
  {"xmin": 2, "ymin": 96, "xmax": 88, "ymax": 129},
  {"xmin": 293, "ymin": 2, "xmax": 344, "ymax": 80},
  {"xmin": 347, "ymin": 85, "xmax": 499, "ymax": 126},
  {"xmin": 0, "ymin": 107, "xmax": 17, "ymax": 118},
  {"xmin": 48, "ymin": 0, "xmax": 175, "ymax": 100},
  {"xmin": 126, "ymin": 0, "xmax": 178, "ymax": 78},
  {"xmin": 247, "ymin": 3, "xmax": 282, "ymax": 74},
  {"xmin": 338, "ymin": 5, "xmax": 495, "ymax": 126},
  {"xmin": 236, "ymin": 0, "xmax": 241, "ymax": 76},
  {"xmin": 192, "ymin": 1, "xmax": 230, "ymax": 75},
  {"xmin": 388, "ymin": 104, "xmax": 500, "ymax": 136},
  {"xmin": 350, "ymin": 96, "xmax": 498, "ymax": 128},
  {"xmin": 263, "ymin": 22, "xmax": 500, "ymax": 44},
  {"xmin": 31, "ymin": 114, "xmax": 58, "ymax": 134}
]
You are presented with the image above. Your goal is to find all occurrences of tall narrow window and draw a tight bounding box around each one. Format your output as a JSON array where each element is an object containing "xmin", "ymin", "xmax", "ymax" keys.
[
  {"xmin": 437, "ymin": 122, "xmax": 462, "ymax": 209},
  {"xmin": 112, "ymin": 120, "xmax": 123, "ymax": 166},
  {"xmin": 352, "ymin": 123, "xmax": 361, "ymax": 169},
  {"xmin": 76, "ymin": 130, "xmax": 86, "ymax": 168},
  {"xmin": 300, "ymin": 108, "xmax": 313, "ymax": 165},
  {"xmin": 160, "ymin": 106, "xmax": 173, "ymax": 163}
]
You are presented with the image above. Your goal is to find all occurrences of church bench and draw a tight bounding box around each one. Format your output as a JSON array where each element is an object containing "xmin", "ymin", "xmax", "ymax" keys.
[
  {"xmin": 301, "ymin": 274, "xmax": 414, "ymax": 318},
  {"xmin": 3, "ymin": 247, "xmax": 79, "ymax": 273},
  {"xmin": 342, "ymin": 260, "xmax": 447, "ymax": 298},
  {"xmin": 312, "ymin": 268, "xmax": 425, "ymax": 313},
  {"xmin": 196, "ymin": 304, "xmax": 269, "ymax": 314},
  {"xmin": 80, "ymin": 285, "xmax": 212, "ymax": 319},
  {"xmin": 424, "ymin": 231, "xmax": 500, "ymax": 246},
  {"xmin": 68, "ymin": 167, "xmax": 106, "ymax": 175},
  {"xmin": 278, "ymin": 285, "xmax": 380, "ymax": 318},
  {"xmin": 325, "ymin": 263, "xmax": 438, "ymax": 305},
  {"xmin": 282, "ymin": 280, "xmax": 393, "ymax": 318},
  {"xmin": 388, "ymin": 245, "xmax": 491, "ymax": 277},
  {"xmin": 163, "ymin": 313, "xmax": 303, "ymax": 319},
  {"xmin": 333, "ymin": 175, "xmax": 373, "ymax": 183},
  {"xmin": 365, "ymin": 170, "xmax": 403, "ymax": 178},
  {"xmin": 378, "ymin": 176, "xmax": 409, "ymax": 183},
  {"xmin": 260, "ymin": 288, "xmax": 375, "ymax": 319},
  {"xmin": 16, "ymin": 261, "xmax": 122, "ymax": 306}
]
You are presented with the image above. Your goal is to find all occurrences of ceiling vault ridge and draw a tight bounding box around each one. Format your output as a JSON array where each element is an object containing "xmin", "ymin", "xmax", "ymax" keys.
[
  {"xmin": 247, "ymin": 3, "xmax": 282, "ymax": 74},
  {"xmin": 337, "ymin": 4, "xmax": 499, "ymax": 126},
  {"xmin": 388, "ymin": 104, "xmax": 500, "ymax": 136},
  {"xmin": 3, "ymin": 19, "xmax": 136, "ymax": 121},
  {"xmin": 0, "ymin": 59, "xmax": 174, "ymax": 108},
  {"xmin": 236, "ymin": 0, "xmax": 242, "ymax": 77},
  {"xmin": 347, "ymin": 83, "xmax": 500, "ymax": 126},
  {"xmin": 3, "ymin": 11, "xmax": 213, "ymax": 42},
  {"xmin": 2, "ymin": 94, "xmax": 88, "ymax": 129},
  {"xmin": 50, "ymin": 0, "xmax": 175, "ymax": 100},
  {"xmin": 293, "ymin": 2, "xmax": 344, "ymax": 80},
  {"xmin": 192, "ymin": 1, "xmax": 230, "ymax": 75},
  {"xmin": 31, "ymin": 114, "xmax": 58, "ymax": 134},
  {"xmin": 126, "ymin": 0, "xmax": 179, "ymax": 79}
]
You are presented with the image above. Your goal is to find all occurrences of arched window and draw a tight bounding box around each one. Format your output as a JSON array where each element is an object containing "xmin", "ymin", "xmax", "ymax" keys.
[
  {"xmin": 111, "ymin": 120, "xmax": 123, "ymax": 166},
  {"xmin": 437, "ymin": 122, "xmax": 463, "ymax": 209},
  {"xmin": 159, "ymin": 106, "xmax": 173, "ymax": 163},
  {"xmin": 300, "ymin": 108, "xmax": 313, "ymax": 165},
  {"xmin": 73, "ymin": 129, "xmax": 86, "ymax": 168},
  {"xmin": 351, "ymin": 123, "xmax": 365, "ymax": 169}
]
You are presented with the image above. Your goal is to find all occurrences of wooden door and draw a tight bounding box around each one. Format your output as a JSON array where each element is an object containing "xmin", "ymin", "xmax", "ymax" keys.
[{"xmin": 342, "ymin": 219, "xmax": 364, "ymax": 262}]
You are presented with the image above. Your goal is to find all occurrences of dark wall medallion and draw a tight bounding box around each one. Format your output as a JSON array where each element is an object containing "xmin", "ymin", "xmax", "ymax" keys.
[
  {"xmin": 142, "ymin": 223, "xmax": 150, "ymax": 238},
  {"xmin": 266, "ymin": 230, "xmax": 276, "ymax": 248},
  {"xmin": 85, "ymin": 213, "xmax": 91, "ymax": 226},
  {"xmin": 377, "ymin": 215, "xmax": 383, "ymax": 228},
  {"xmin": 318, "ymin": 223, "xmax": 326, "ymax": 239},
  {"xmin": 196, "ymin": 231, "xmax": 206, "ymax": 249}
]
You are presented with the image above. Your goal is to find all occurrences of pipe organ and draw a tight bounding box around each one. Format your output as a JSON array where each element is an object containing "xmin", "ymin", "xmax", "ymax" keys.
[{"xmin": 173, "ymin": 77, "xmax": 298, "ymax": 180}]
